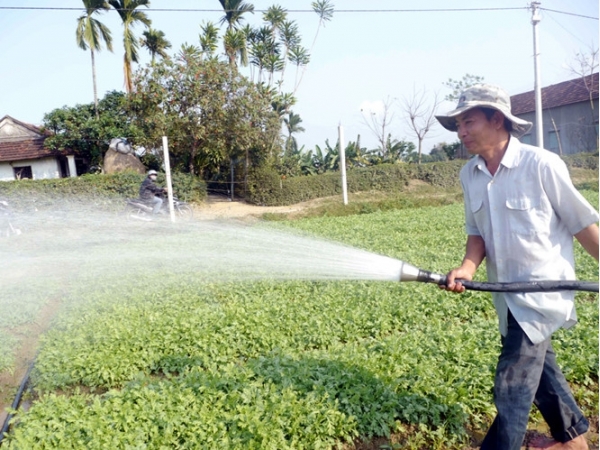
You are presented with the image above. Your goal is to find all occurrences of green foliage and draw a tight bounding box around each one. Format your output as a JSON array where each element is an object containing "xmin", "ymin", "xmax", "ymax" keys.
[
  {"xmin": 42, "ymin": 91, "xmax": 142, "ymax": 170},
  {"xmin": 3, "ymin": 192, "xmax": 597, "ymax": 448},
  {"xmin": 0, "ymin": 172, "xmax": 206, "ymax": 210},
  {"xmin": 129, "ymin": 52, "xmax": 280, "ymax": 179},
  {"xmin": 247, "ymin": 161, "xmax": 465, "ymax": 206},
  {"xmin": 562, "ymin": 152, "xmax": 599, "ymax": 170}
]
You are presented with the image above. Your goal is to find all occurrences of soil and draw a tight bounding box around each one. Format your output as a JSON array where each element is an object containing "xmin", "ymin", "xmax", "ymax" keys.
[{"xmin": 1, "ymin": 194, "xmax": 598, "ymax": 449}]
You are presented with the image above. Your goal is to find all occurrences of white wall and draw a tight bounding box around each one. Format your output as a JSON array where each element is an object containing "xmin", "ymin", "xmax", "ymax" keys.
[{"xmin": 0, "ymin": 157, "xmax": 61, "ymax": 181}]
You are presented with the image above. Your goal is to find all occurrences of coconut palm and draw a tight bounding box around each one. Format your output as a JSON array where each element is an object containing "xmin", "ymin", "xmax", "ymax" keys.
[
  {"xmin": 109, "ymin": 0, "xmax": 152, "ymax": 93},
  {"xmin": 76, "ymin": 0, "xmax": 113, "ymax": 118},
  {"xmin": 140, "ymin": 27, "xmax": 171, "ymax": 63}
]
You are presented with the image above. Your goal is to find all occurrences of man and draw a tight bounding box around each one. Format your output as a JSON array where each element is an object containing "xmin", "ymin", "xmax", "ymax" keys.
[
  {"xmin": 139, "ymin": 170, "xmax": 166, "ymax": 215},
  {"xmin": 435, "ymin": 84, "xmax": 599, "ymax": 450}
]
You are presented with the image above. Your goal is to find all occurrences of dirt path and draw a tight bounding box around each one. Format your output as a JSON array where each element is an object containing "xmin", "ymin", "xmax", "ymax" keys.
[{"xmin": 194, "ymin": 194, "xmax": 305, "ymax": 220}]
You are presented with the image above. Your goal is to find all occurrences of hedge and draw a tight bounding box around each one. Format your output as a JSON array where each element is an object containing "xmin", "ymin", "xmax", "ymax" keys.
[
  {"xmin": 246, "ymin": 161, "xmax": 466, "ymax": 206},
  {"xmin": 0, "ymin": 171, "xmax": 207, "ymax": 211},
  {"xmin": 246, "ymin": 153, "xmax": 599, "ymax": 207},
  {"xmin": 0, "ymin": 152, "xmax": 596, "ymax": 210}
]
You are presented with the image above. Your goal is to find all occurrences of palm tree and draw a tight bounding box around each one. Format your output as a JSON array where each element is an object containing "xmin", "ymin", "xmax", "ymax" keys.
[
  {"xmin": 199, "ymin": 21, "xmax": 220, "ymax": 60},
  {"xmin": 109, "ymin": 0, "xmax": 152, "ymax": 93},
  {"xmin": 223, "ymin": 28, "xmax": 248, "ymax": 67},
  {"xmin": 218, "ymin": 0, "xmax": 254, "ymax": 68},
  {"xmin": 219, "ymin": 0, "xmax": 254, "ymax": 30},
  {"xmin": 76, "ymin": 0, "xmax": 113, "ymax": 118},
  {"xmin": 294, "ymin": 0, "xmax": 333, "ymax": 94},
  {"xmin": 140, "ymin": 27, "xmax": 171, "ymax": 63},
  {"xmin": 283, "ymin": 111, "xmax": 304, "ymax": 153}
]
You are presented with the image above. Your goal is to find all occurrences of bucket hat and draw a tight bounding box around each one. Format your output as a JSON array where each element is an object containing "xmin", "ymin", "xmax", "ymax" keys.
[{"xmin": 435, "ymin": 84, "xmax": 532, "ymax": 137}]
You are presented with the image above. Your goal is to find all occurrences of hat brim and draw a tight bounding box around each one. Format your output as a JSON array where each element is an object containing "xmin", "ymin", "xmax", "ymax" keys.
[{"xmin": 435, "ymin": 102, "xmax": 532, "ymax": 137}]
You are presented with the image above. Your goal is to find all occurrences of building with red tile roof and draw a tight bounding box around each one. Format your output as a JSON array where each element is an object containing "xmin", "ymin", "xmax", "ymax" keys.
[
  {"xmin": 510, "ymin": 73, "xmax": 598, "ymax": 154},
  {"xmin": 0, "ymin": 115, "xmax": 77, "ymax": 181}
]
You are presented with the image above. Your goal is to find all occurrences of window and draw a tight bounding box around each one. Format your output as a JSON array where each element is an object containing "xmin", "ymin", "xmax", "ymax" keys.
[{"xmin": 13, "ymin": 166, "xmax": 32, "ymax": 180}]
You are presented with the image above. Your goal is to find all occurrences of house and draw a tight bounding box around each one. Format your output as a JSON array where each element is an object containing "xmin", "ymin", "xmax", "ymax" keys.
[
  {"xmin": 0, "ymin": 115, "xmax": 77, "ymax": 181},
  {"xmin": 510, "ymin": 73, "xmax": 599, "ymax": 155}
]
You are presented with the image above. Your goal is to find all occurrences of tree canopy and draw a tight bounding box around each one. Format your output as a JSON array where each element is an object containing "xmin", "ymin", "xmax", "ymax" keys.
[
  {"xmin": 128, "ymin": 48, "xmax": 280, "ymax": 179},
  {"xmin": 42, "ymin": 91, "xmax": 141, "ymax": 170}
]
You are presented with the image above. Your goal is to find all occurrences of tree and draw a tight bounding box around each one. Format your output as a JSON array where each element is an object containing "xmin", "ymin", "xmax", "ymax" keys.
[
  {"xmin": 400, "ymin": 87, "xmax": 442, "ymax": 164},
  {"xmin": 443, "ymin": 74, "xmax": 484, "ymax": 102},
  {"xmin": 360, "ymin": 96, "xmax": 396, "ymax": 158},
  {"xmin": 567, "ymin": 45, "xmax": 598, "ymax": 112},
  {"xmin": 109, "ymin": 0, "xmax": 152, "ymax": 93},
  {"xmin": 128, "ymin": 49, "xmax": 280, "ymax": 179},
  {"xmin": 219, "ymin": 0, "xmax": 254, "ymax": 30},
  {"xmin": 293, "ymin": 0, "xmax": 333, "ymax": 94},
  {"xmin": 42, "ymin": 91, "xmax": 141, "ymax": 170},
  {"xmin": 218, "ymin": 0, "xmax": 254, "ymax": 68},
  {"xmin": 140, "ymin": 27, "xmax": 171, "ymax": 63},
  {"xmin": 564, "ymin": 46, "xmax": 599, "ymax": 152},
  {"xmin": 430, "ymin": 141, "xmax": 461, "ymax": 161},
  {"xmin": 283, "ymin": 111, "xmax": 305, "ymax": 154},
  {"xmin": 76, "ymin": 0, "xmax": 113, "ymax": 119},
  {"xmin": 199, "ymin": 21, "xmax": 220, "ymax": 59}
]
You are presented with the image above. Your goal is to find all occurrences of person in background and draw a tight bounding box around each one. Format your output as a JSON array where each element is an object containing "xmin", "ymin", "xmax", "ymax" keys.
[
  {"xmin": 435, "ymin": 84, "xmax": 599, "ymax": 450},
  {"xmin": 139, "ymin": 170, "xmax": 166, "ymax": 215}
]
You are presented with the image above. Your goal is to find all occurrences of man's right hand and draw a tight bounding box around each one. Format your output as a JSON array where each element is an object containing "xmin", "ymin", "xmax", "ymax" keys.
[{"xmin": 440, "ymin": 267, "xmax": 475, "ymax": 293}]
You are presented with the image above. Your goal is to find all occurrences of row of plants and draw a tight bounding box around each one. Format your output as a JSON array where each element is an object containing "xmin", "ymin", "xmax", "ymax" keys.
[{"xmin": 3, "ymin": 191, "xmax": 597, "ymax": 448}]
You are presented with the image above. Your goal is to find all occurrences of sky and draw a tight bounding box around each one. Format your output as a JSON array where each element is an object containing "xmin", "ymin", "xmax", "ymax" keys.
[{"xmin": 0, "ymin": 0, "xmax": 598, "ymax": 154}]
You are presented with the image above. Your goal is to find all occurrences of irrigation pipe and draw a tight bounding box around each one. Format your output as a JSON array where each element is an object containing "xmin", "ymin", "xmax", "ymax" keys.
[
  {"xmin": 397, "ymin": 261, "xmax": 599, "ymax": 293},
  {"xmin": 0, "ymin": 360, "xmax": 34, "ymax": 444}
]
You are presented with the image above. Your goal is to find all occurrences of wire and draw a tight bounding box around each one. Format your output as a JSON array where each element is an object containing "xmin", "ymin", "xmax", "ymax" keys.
[
  {"xmin": 0, "ymin": 6, "xmax": 529, "ymax": 13},
  {"xmin": 0, "ymin": 4, "xmax": 595, "ymax": 20},
  {"xmin": 539, "ymin": 7, "xmax": 598, "ymax": 21}
]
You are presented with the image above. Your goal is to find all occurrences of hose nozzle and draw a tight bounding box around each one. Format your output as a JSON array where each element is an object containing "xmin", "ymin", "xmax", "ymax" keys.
[{"xmin": 398, "ymin": 262, "xmax": 445, "ymax": 284}]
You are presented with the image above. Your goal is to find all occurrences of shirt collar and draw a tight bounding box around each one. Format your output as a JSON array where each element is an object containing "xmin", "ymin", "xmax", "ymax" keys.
[{"xmin": 472, "ymin": 136, "xmax": 521, "ymax": 174}]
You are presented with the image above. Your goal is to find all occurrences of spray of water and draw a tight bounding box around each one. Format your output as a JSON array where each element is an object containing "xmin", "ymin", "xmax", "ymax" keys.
[{"xmin": 1, "ymin": 207, "xmax": 404, "ymax": 289}]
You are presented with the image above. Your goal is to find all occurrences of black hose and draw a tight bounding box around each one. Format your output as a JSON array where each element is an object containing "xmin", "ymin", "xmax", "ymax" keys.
[
  {"xmin": 0, "ymin": 361, "xmax": 34, "ymax": 444},
  {"xmin": 407, "ymin": 265, "xmax": 599, "ymax": 293},
  {"xmin": 440, "ymin": 278, "xmax": 599, "ymax": 293}
]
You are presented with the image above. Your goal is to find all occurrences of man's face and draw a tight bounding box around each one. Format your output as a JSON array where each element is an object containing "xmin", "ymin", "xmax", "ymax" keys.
[
  {"xmin": 454, "ymin": 108, "xmax": 499, "ymax": 155},
  {"xmin": 150, "ymin": 174, "xmax": 157, "ymax": 181}
]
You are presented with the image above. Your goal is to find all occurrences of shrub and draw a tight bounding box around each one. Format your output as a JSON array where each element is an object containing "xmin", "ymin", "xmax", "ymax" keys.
[
  {"xmin": 0, "ymin": 172, "xmax": 207, "ymax": 210},
  {"xmin": 246, "ymin": 161, "xmax": 465, "ymax": 206}
]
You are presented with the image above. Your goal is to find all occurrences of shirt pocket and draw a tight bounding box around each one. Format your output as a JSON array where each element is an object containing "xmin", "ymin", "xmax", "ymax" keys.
[
  {"xmin": 468, "ymin": 195, "xmax": 486, "ymax": 234},
  {"xmin": 505, "ymin": 196, "xmax": 539, "ymax": 235}
]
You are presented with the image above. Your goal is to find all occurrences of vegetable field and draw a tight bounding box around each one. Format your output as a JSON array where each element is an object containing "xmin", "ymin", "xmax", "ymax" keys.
[{"xmin": 2, "ymin": 192, "xmax": 598, "ymax": 449}]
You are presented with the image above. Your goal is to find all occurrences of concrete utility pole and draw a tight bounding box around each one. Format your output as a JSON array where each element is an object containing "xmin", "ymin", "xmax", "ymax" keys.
[{"xmin": 531, "ymin": 1, "xmax": 544, "ymax": 148}]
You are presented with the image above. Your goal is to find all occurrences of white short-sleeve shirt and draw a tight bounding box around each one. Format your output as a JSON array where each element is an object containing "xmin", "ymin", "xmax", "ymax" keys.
[{"xmin": 460, "ymin": 137, "xmax": 599, "ymax": 344}]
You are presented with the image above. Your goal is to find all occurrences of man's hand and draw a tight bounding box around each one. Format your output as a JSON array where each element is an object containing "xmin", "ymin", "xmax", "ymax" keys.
[
  {"xmin": 440, "ymin": 235, "xmax": 485, "ymax": 294},
  {"xmin": 440, "ymin": 267, "xmax": 475, "ymax": 293}
]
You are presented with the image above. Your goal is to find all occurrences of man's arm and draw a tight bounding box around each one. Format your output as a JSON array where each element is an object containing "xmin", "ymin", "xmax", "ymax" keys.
[
  {"xmin": 575, "ymin": 223, "xmax": 599, "ymax": 261},
  {"xmin": 442, "ymin": 234, "xmax": 486, "ymax": 293}
]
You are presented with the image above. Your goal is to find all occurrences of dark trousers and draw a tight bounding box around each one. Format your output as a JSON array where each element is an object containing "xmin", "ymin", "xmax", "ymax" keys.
[{"xmin": 480, "ymin": 310, "xmax": 588, "ymax": 450}]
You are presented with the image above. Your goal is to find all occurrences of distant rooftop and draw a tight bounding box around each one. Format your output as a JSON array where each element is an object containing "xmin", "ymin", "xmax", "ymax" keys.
[
  {"xmin": 510, "ymin": 72, "xmax": 599, "ymax": 115},
  {"xmin": 0, "ymin": 115, "xmax": 55, "ymax": 162}
]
